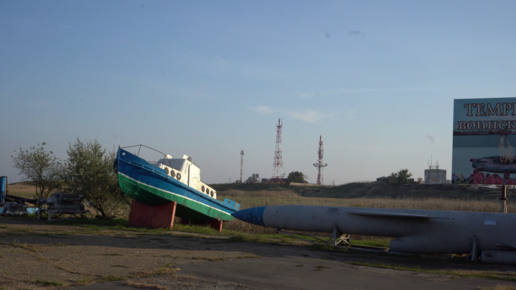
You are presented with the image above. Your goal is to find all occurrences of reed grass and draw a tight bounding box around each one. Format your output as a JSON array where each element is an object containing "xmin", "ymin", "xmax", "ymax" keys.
[
  {"xmin": 6, "ymin": 182, "xmax": 36, "ymax": 198},
  {"xmin": 219, "ymin": 189, "xmax": 515, "ymax": 236},
  {"xmin": 9, "ymin": 182, "xmax": 515, "ymax": 243},
  {"xmin": 220, "ymin": 189, "xmax": 515, "ymax": 212}
]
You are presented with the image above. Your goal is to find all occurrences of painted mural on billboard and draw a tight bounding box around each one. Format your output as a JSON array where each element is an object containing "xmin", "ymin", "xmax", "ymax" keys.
[{"xmin": 452, "ymin": 98, "xmax": 516, "ymax": 185}]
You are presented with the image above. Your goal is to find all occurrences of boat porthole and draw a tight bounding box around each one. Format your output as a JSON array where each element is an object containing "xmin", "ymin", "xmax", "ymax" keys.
[
  {"xmin": 170, "ymin": 170, "xmax": 175, "ymax": 178},
  {"xmin": 202, "ymin": 185, "xmax": 205, "ymax": 193},
  {"xmin": 165, "ymin": 168, "xmax": 169, "ymax": 175},
  {"xmin": 210, "ymin": 192, "xmax": 214, "ymax": 197},
  {"xmin": 177, "ymin": 173, "xmax": 181, "ymax": 180}
]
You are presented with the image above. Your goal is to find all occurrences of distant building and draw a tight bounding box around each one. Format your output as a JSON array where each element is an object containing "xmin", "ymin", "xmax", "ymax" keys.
[
  {"xmin": 425, "ymin": 162, "xmax": 446, "ymax": 184},
  {"xmin": 376, "ymin": 176, "xmax": 389, "ymax": 183}
]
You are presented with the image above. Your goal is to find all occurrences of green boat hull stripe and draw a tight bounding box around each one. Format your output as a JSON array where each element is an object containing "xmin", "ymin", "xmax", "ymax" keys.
[{"xmin": 118, "ymin": 172, "xmax": 234, "ymax": 221}]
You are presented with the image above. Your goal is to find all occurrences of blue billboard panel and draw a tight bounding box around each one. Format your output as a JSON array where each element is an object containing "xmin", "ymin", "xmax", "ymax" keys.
[{"xmin": 452, "ymin": 98, "xmax": 516, "ymax": 185}]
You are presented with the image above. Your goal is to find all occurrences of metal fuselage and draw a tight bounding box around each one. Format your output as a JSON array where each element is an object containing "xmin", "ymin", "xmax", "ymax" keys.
[{"xmin": 232, "ymin": 205, "xmax": 516, "ymax": 254}]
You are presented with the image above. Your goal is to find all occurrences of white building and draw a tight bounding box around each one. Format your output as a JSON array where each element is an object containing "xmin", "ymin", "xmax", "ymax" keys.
[{"xmin": 424, "ymin": 162, "xmax": 446, "ymax": 184}]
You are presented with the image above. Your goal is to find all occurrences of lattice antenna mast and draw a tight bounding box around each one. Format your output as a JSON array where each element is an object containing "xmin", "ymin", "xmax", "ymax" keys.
[
  {"xmin": 313, "ymin": 135, "xmax": 328, "ymax": 185},
  {"xmin": 272, "ymin": 119, "xmax": 285, "ymax": 179},
  {"xmin": 240, "ymin": 150, "xmax": 244, "ymax": 183}
]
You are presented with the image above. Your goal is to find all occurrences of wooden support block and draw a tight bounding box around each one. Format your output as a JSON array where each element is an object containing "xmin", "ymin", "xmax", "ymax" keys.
[
  {"xmin": 208, "ymin": 220, "xmax": 223, "ymax": 232},
  {"xmin": 128, "ymin": 200, "xmax": 177, "ymax": 229}
]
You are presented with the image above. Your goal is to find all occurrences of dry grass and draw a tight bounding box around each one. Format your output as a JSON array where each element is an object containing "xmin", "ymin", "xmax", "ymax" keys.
[
  {"xmin": 10, "ymin": 182, "xmax": 515, "ymax": 239},
  {"xmin": 219, "ymin": 189, "xmax": 515, "ymax": 234},
  {"xmin": 220, "ymin": 189, "xmax": 515, "ymax": 212},
  {"xmin": 6, "ymin": 182, "xmax": 37, "ymax": 198}
]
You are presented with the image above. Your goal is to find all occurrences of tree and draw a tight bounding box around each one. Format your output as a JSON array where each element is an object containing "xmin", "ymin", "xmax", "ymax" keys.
[
  {"xmin": 11, "ymin": 142, "xmax": 63, "ymax": 200},
  {"xmin": 388, "ymin": 172, "xmax": 398, "ymax": 185},
  {"xmin": 388, "ymin": 169, "xmax": 413, "ymax": 186},
  {"xmin": 64, "ymin": 138, "xmax": 129, "ymax": 218},
  {"xmin": 397, "ymin": 169, "xmax": 413, "ymax": 185},
  {"xmin": 287, "ymin": 171, "xmax": 306, "ymax": 183}
]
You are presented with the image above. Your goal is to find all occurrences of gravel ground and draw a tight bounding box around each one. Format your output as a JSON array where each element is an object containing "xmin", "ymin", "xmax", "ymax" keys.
[{"xmin": 0, "ymin": 217, "xmax": 516, "ymax": 290}]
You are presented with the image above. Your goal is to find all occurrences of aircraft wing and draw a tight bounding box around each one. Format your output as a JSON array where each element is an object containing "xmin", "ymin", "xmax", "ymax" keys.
[{"xmin": 496, "ymin": 241, "xmax": 516, "ymax": 250}]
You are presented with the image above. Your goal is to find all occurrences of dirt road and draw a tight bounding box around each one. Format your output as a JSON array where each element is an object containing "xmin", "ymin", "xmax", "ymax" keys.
[{"xmin": 0, "ymin": 217, "xmax": 515, "ymax": 290}]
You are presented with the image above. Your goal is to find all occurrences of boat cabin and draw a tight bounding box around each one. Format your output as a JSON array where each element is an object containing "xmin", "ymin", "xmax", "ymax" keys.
[{"xmin": 153, "ymin": 155, "xmax": 217, "ymax": 199}]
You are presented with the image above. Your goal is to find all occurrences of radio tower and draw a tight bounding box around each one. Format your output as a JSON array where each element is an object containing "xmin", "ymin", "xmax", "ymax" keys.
[
  {"xmin": 272, "ymin": 119, "xmax": 285, "ymax": 181},
  {"xmin": 240, "ymin": 150, "xmax": 244, "ymax": 183},
  {"xmin": 313, "ymin": 135, "xmax": 328, "ymax": 185}
]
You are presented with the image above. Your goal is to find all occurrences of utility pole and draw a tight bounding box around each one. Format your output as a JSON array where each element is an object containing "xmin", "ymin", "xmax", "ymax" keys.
[{"xmin": 240, "ymin": 150, "xmax": 244, "ymax": 183}]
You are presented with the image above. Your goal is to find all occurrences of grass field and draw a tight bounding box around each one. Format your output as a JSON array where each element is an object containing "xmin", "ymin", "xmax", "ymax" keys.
[
  {"xmin": 217, "ymin": 187, "xmax": 515, "ymax": 237},
  {"xmin": 5, "ymin": 182, "xmax": 38, "ymax": 198},
  {"xmin": 7, "ymin": 181, "xmax": 515, "ymax": 243},
  {"xmin": 212, "ymin": 181, "xmax": 516, "ymax": 200},
  {"xmin": 4, "ymin": 181, "xmax": 516, "ymax": 288}
]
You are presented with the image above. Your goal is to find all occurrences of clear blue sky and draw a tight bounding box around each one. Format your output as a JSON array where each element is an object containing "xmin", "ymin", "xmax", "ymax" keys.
[{"xmin": 1, "ymin": 1, "xmax": 515, "ymax": 184}]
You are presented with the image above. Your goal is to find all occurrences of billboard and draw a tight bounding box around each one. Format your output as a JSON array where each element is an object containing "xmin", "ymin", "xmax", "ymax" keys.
[{"xmin": 452, "ymin": 98, "xmax": 516, "ymax": 185}]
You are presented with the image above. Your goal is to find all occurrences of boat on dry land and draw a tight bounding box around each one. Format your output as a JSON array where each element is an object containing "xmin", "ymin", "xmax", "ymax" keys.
[{"xmin": 115, "ymin": 145, "xmax": 240, "ymax": 223}]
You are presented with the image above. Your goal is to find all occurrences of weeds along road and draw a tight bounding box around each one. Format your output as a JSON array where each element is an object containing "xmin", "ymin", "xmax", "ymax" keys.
[{"xmin": 0, "ymin": 217, "xmax": 515, "ymax": 290}]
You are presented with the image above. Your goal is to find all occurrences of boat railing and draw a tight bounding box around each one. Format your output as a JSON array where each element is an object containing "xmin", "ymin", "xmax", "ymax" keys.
[{"xmin": 121, "ymin": 144, "xmax": 168, "ymax": 162}]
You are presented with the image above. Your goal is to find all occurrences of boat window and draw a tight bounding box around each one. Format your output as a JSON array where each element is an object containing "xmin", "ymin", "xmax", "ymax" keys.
[{"xmin": 158, "ymin": 158, "xmax": 185, "ymax": 172}]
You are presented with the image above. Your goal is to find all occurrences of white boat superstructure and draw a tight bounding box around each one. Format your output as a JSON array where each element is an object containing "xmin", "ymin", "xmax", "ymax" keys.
[{"xmin": 151, "ymin": 155, "xmax": 217, "ymax": 199}]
